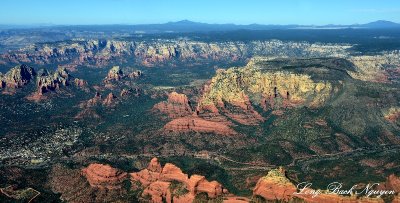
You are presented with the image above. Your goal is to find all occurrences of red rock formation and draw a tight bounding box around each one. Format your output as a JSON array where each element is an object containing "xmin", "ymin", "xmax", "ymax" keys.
[
  {"xmin": 164, "ymin": 116, "xmax": 237, "ymax": 135},
  {"xmin": 79, "ymin": 92, "xmax": 102, "ymax": 108},
  {"xmin": 387, "ymin": 174, "xmax": 400, "ymax": 193},
  {"xmin": 148, "ymin": 157, "xmax": 163, "ymax": 173},
  {"xmin": 130, "ymin": 158, "xmax": 162, "ymax": 188},
  {"xmin": 34, "ymin": 67, "xmax": 86, "ymax": 96},
  {"xmin": 253, "ymin": 167, "xmax": 297, "ymax": 201},
  {"xmin": 104, "ymin": 66, "xmax": 142, "ymax": 83},
  {"xmin": 49, "ymin": 164, "xmax": 129, "ymax": 203},
  {"xmin": 0, "ymin": 64, "xmax": 36, "ymax": 89},
  {"xmin": 74, "ymin": 78, "xmax": 87, "ymax": 87},
  {"xmin": 82, "ymin": 163, "xmax": 128, "ymax": 190},
  {"xmin": 103, "ymin": 93, "xmax": 117, "ymax": 107},
  {"xmin": 142, "ymin": 181, "xmax": 172, "ymax": 202},
  {"xmin": 105, "ymin": 66, "xmax": 124, "ymax": 82},
  {"xmin": 128, "ymin": 70, "xmax": 142, "ymax": 78},
  {"xmin": 252, "ymin": 167, "xmax": 393, "ymax": 203},
  {"xmin": 130, "ymin": 157, "xmax": 227, "ymax": 203},
  {"xmin": 153, "ymin": 92, "xmax": 193, "ymax": 118},
  {"xmin": 377, "ymin": 174, "xmax": 400, "ymax": 193},
  {"xmin": 74, "ymin": 108, "xmax": 101, "ymax": 119}
]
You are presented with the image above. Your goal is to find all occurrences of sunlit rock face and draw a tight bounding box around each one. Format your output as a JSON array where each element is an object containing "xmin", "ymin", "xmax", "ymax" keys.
[
  {"xmin": 36, "ymin": 67, "xmax": 73, "ymax": 95},
  {"xmin": 349, "ymin": 52, "xmax": 400, "ymax": 83},
  {"xmin": 0, "ymin": 64, "xmax": 36, "ymax": 88},
  {"xmin": 196, "ymin": 58, "xmax": 337, "ymax": 129}
]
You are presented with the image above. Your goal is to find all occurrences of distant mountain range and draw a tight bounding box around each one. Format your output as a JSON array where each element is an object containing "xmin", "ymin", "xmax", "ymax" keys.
[{"xmin": 1, "ymin": 20, "xmax": 400, "ymax": 32}]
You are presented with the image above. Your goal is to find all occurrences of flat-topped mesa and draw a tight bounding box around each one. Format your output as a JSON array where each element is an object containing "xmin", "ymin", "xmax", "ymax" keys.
[
  {"xmin": 130, "ymin": 157, "xmax": 227, "ymax": 203},
  {"xmin": 0, "ymin": 64, "xmax": 36, "ymax": 89},
  {"xmin": 81, "ymin": 163, "xmax": 128, "ymax": 190},
  {"xmin": 200, "ymin": 66, "xmax": 334, "ymax": 110},
  {"xmin": 153, "ymin": 92, "xmax": 193, "ymax": 118},
  {"xmin": 196, "ymin": 60, "xmax": 337, "ymax": 126},
  {"xmin": 164, "ymin": 116, "xmax": 237, "ymax": 135}
]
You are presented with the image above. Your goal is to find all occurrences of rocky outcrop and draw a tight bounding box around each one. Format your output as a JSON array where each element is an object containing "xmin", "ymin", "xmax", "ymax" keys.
[
  {"xmin": 79, "ymin": 92, "xmax": 118, "ymax": 108},
  {"xmin": 102, "ymin": 93, "xmax": 117, "ymax": 107},
  {"xmin": 74, "ymin": 78, "xmax": 87, "ymax": 87},
  {"xmin": 36, "ymin": 67, "xmax": 72, "ymax": 95},
  {"xmin": 155, "ymin": 92, "xmax": 238, "ymax": 135},
  {"xmin": 0, "ymin": 64, "xmax": 86, "ymax": 98},
  {"xmin": 153, "ymin": 92, "xmax": 193, "ymax": 118},
  {"xmin": 164, "ymin": 116, "xmax": 236, "ymax": 135},
  {"xmin": 105, "ymin": 66, "xmax": 124, "ymax": 81},
  {"xmin": 349, "ymin": 53, "xmax": 400, "ymax": 83},
  {"xmin": 81, "ymin": 163, "xmax": 128, "ymax": 190},
  {"xmin": 378, "ymin": 174, "xmax": 400, "ymax": 193},
  {"xmin": 253, "ymin": 167, "xmax": 297, "ymax": 201},
  {"xmin": 104, "ymin": 66, "xmax": 142, "ymax": 83},
  {"xmin": 383, "ymin": 107, "xmax": 400, "ymax": 123},
  {"xmin": 130, "ymin": 157, "xmax": 227, "ymax": 203},
  {"xmin": 0, "ymin": 64, "xmax": 36, "ymax": 89}
]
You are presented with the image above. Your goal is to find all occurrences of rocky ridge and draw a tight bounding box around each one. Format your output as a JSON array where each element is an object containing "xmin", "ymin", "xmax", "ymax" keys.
[{"xmin": 1, "ymin": 39, "xmax": 352, "ymax": 67}]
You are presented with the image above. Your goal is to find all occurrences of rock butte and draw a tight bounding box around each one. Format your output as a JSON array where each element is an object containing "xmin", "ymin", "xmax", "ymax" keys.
[
  {"xmin": 130, "ymin": 157, "xmax": 228, "ymax": 202},
  {"xmin": 153, "ymin": 92, "xmax": 193, "ymax": 118},
  {"xmin": 82, "ymin": 163, "xmax": 128, "ymax": 190},
  {"xmin": 253, "ymin": 167, "xmax": 297, "ymax": 201}
]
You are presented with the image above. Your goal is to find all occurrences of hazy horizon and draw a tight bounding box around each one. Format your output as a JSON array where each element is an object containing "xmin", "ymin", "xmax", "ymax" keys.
[{"xmin": 1, "ymin": 0, "xmax": 400, "ymax": 25}]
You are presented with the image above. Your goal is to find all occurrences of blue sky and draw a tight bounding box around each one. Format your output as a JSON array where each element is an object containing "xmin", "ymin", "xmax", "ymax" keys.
[{"xmin": 1, "ymin": 0, "xmax": 400, "ymax": 25}]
